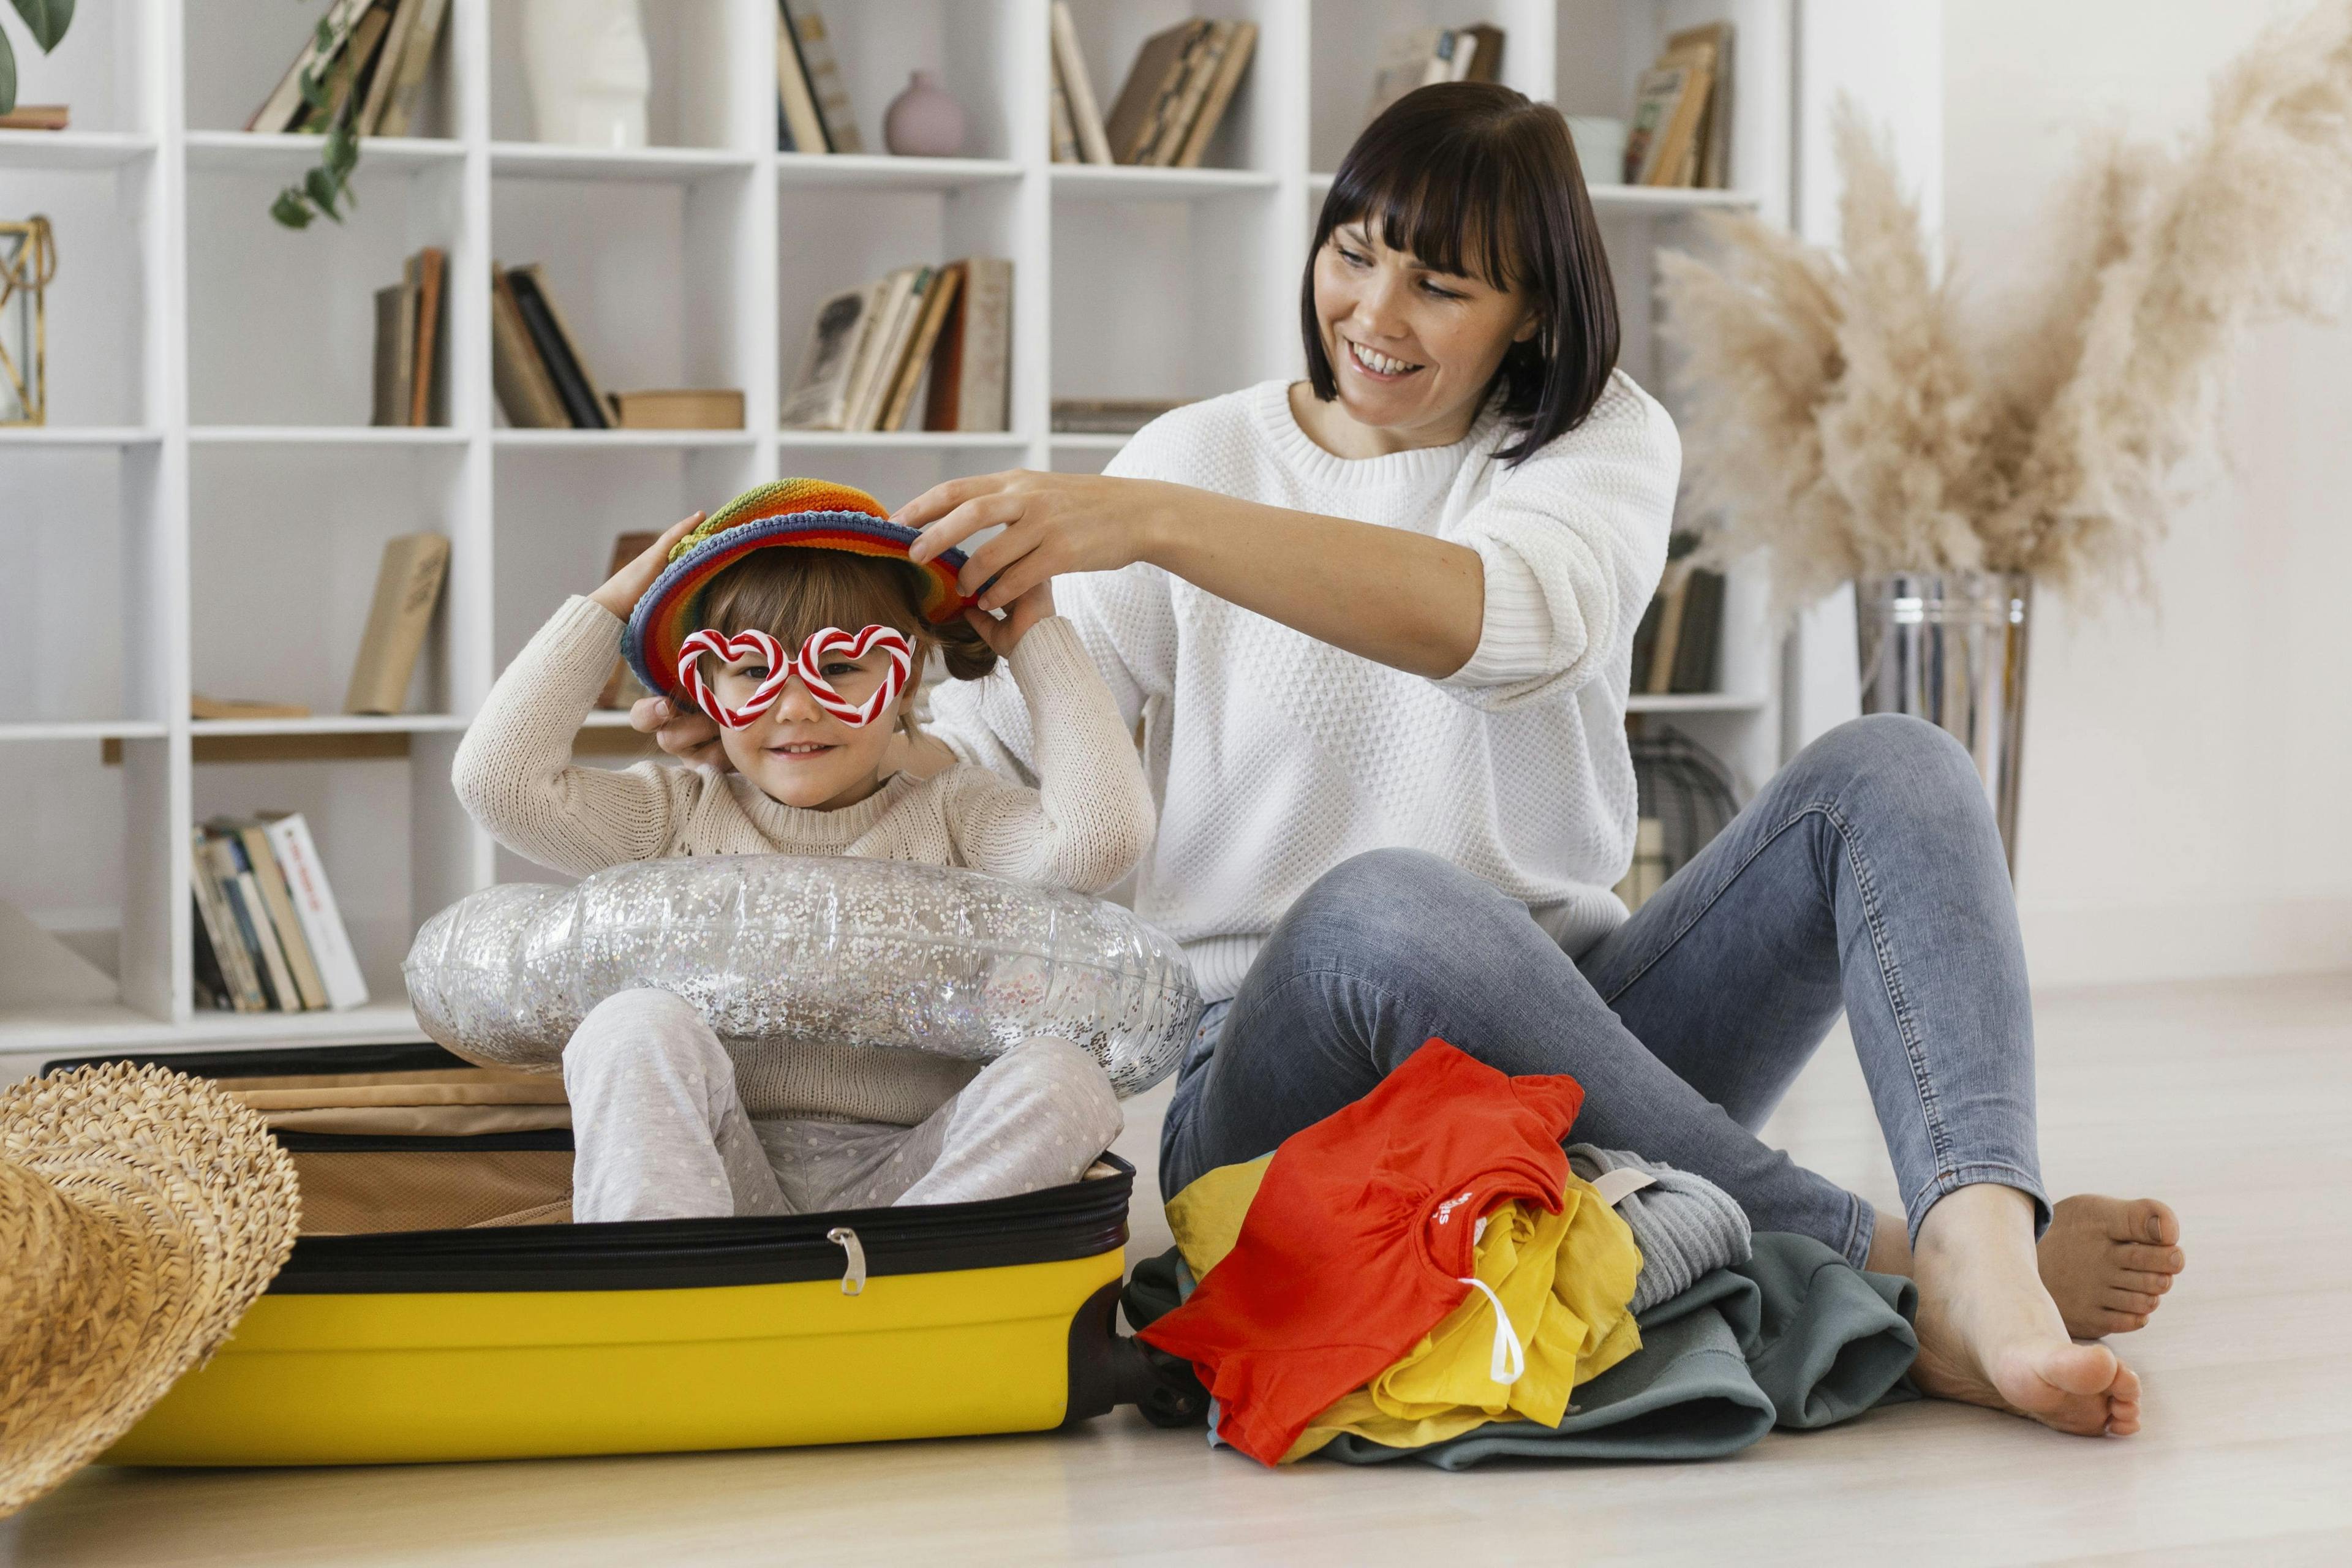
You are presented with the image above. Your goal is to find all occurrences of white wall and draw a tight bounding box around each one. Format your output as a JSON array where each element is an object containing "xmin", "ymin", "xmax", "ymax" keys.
[{"xmin": 1942, "ymin": 0, "xmax": 2352, "ymax": 986}]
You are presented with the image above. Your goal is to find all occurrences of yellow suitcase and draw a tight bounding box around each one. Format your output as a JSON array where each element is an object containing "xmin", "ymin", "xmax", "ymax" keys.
[{"xmin": 51, "ymin": 1043, "xmax": 1201, "ymax": 1467}]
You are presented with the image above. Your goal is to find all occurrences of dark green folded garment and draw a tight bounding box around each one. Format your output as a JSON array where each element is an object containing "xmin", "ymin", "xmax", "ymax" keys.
[{"xmin": 1314, "ymin": 1232, "xmax": 1921, "ymax": 1469}]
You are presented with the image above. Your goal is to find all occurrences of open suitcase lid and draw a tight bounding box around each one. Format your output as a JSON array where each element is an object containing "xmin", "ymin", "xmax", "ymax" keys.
[{"xmin": 42, "ymin": 1042, "xmax": 1133, "ymax": 1297}]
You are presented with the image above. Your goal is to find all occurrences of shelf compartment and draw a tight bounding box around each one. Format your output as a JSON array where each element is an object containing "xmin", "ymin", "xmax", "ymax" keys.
[
  {"xmin": 0, "ymin": 130, "xmax": 159, "ymax": 170},
  {"xmin": 185, "ymin": 156, "xmax": 464, "ymax": 428},
  {"xmin": 1058, "ymin": 0, "xmax": 1278, "ymax": 175},
  {"xmin": 0, "ymin": 739, "xmax": 172, "ymax": 1031},
  {"xmin": 1, "ymin": 442, "xmax": 170, "ymax": 730},
  {"xmin": 184, "ymin": 132, "xmax": 464, "ymax": 175},
  {"xmin": 488, "ymin": 0, "xmax": 753, "ymax": 154},
  {"xmin": 185, "ymin": 0, "xmax": 456, "ymax": 139},
  {"xmin": 190, "ymin": 442, "xmax": 469, "ymax": 720},
  {"xmin": 776, "ymin": 154, "xmax": 1024, "ymax": 193}
]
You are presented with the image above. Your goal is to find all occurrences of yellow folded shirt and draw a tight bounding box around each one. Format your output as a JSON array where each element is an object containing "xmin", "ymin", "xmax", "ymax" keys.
[{"xmin": 1164, "ymin": 1156, "xmax": 1644, "ymax": 1464}]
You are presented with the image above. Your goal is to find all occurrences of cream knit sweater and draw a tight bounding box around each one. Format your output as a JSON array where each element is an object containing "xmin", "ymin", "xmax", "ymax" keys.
[
  {"xmin": 450, "ymin": 598, "xmax": 1156, "ymax": 1123},
  {"xmin": 928, "ymin": 374, "xmax": 1682, "ymax": 1002}
]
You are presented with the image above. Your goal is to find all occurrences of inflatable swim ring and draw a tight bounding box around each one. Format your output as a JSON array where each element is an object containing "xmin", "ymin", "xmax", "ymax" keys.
[{"xmin": 403, "ymin": 856, "xmax": 1200, "ymax": 1098}]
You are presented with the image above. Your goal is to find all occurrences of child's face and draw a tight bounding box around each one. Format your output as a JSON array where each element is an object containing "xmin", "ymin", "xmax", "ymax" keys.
[{"xmin": 709, "ymin": 637, "xmax": 916, "ymax": 810}]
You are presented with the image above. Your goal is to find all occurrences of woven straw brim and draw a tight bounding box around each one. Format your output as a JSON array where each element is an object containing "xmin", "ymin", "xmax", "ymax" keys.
[{"xmin": 0, "ymin": 1063, "xmax": 300, "ymax": 1518}]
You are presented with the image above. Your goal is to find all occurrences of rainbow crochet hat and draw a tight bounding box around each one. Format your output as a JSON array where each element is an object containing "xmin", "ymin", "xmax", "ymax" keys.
[{"xmin": 622, "ymin": 478, "xmax": 974, "ymax": 703}]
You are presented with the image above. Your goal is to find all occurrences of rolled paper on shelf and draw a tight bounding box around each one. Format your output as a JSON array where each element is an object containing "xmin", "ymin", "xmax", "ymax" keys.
[{"xmin": 402, "ymin": 856, "xmax": 1202, "ymax": 1098}]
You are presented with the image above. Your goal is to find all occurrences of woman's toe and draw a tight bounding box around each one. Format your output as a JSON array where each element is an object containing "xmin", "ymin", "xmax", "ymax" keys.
[
  {"xmin": 2116, "ymin": 1198, "xmax": 2180, "ymax": 1246},
  {"xmin": 2117, "ymin": 1242, "xmax": 2187, "ymax": 1276}
]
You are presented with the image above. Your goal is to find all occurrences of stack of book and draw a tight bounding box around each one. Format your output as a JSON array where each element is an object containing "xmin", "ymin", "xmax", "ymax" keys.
[
  {"xmin": 1051, "ymin": 398, "xmax": 1189, "ymax": 435},
  {"xmin": 1622, "ymin": 23, "xmax": 1735, "ymax": 188},
  {"xmin": 1629, "ymin": 532, "xmax": 1727, "ymax": 696},
  {"xmin": 0, "ymin": 105, "xmax": 69, "ymax": 131},
  {"xmin": 783, "ymin": 258, "xmax": 1012, "ymax": 434},
  {"xmin": 190, "ymin": 814, "xmax": 368, "ymax": 1014},
  {"xmin": 372, "ymin": 246, "xmax": 447, "ymax": 428},
  {"xmin": 1050, "ymin": 7, "xmax": 1259, "ymax": 168},
  {"xmin": 247, "ymin": 0, "xmax": 450, "ymax": 137},
  {"xmin": 346, "ymin": 532, "xmax": 450, "ymax": 715},
  {"xmin": 1365, "ymin": 23, "xmax": 1505, "ymax": 125},
  {"xmin": 488, "ymin": 262, "xmax": 606, "ymax": 430},
  {"xmin": 775, "ymin": 2, "xmax": 861, "ymax": 154}
]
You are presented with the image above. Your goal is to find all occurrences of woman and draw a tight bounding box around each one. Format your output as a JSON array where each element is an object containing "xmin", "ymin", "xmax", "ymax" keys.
[{"xmin": 638, "ymin": 84, "xmax": 2182, "ymax": 1436}]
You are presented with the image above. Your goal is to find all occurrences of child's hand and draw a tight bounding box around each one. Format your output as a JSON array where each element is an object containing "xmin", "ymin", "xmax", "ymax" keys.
[
  {"xmin": 590, "ymin": 512, "xmax": 704, "ymax": 620},
  {"xmin": 963, "ymin": 579, "xmax": 1055, "ymax": 657},
  {"xmin": 628, "ymin": 694, "xmax": 730, "ymax": 771}
]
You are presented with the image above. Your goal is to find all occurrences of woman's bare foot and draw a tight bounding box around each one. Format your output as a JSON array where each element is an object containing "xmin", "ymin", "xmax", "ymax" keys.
[
  {"xmin": 1907, "ymin": 1184, "xmax": 2143, "ymax": 1437},
  {"xmin": 2037, "ymin": 1195, "xmax": 2185, "ymax": 1338}
]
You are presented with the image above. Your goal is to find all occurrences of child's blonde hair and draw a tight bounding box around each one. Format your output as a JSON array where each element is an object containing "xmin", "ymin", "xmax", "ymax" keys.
[{"xmin": 696, "ymin": 548, "xmax": 995, "ymax": 728}]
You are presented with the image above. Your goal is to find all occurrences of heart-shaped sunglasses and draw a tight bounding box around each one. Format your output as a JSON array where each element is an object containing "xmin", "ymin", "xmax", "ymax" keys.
[{"xmin": 677, "ymin": 625, "xmax": 914, "ymax": 729}]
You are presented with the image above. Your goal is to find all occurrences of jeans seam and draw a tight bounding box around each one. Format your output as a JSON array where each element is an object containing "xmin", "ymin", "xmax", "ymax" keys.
[
  {"xmin": 1597, "ymin": 797, "xmax": 1956, "ymax": 1215},
  {"xmin": 1902, "ymin": 1161, "xmax": 2050, "ymax": 1236}
]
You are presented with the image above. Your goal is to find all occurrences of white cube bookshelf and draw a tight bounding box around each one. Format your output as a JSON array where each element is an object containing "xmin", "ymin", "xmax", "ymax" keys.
[{"xmin": 0, "ymin": 0, "xmax": 1793, "ymax": 1054}]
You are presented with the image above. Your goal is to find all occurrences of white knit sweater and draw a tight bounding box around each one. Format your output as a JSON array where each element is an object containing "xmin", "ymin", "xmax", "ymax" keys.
[{"xmin": 928, "ymin": 374, "xmax": 1681, "ymax": 1002}]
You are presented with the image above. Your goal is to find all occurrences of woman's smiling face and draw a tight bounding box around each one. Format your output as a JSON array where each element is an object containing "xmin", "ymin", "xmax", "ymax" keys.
[{"xmin": 1311, "ymin": 218, "xmax": 1539, "ymax": 444}]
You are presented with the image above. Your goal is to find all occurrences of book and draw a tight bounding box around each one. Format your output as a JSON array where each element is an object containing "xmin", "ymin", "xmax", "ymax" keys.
[
  {"xmin": 1626, "ymin": 62, "xmax": 1711, "ymax": 187},
  {"xmin": 1145, "ymin": 20, "xmax": 1233, "ymax": 167},
  {"xmin": 775, "ymin": 0, "xmax": 830, "ymax": 154},
  {"xmin": 1459, "ymin": 24, "xmax": 1505, "ymax": 84},
  {"xmin": 200, "ymin": 832, "xmax": 289, "ymax": 1011},
  {"xmin": 248, "ymin": 0, "xmax": 373, "ymax": 134},
  {"xmin": 596, "ymin": 532, "xmax": 662, "ymax": 709},
  {"xmin": 407, "ymin": 246, "xmax": 446, "ymax": 427},
  {"xmin": 371, "ymin": 0, "xmax": 451, "ymax": 138},
  {"xmin": 207, "ymin": 827, "xmax": 312, "ymax": 1012},
  {"xmin": 0, "ymin": 105, "xmax": 70, "ymax": 130},
  {"xmin": 1173, "ymin": 21, "xmax": 1257, "ymax": 168},
  {"xmin": 1646, "ymin": 560, "xmax": 1692, "ymax": 694},
  {"xmin": 847, "ymin": 266, "xmax": 931, "ymax": 433},
  {"xmin": 304, "ymin": 1, "xmax": 394, "ymax": 132},
  {"xmin": 924, "ymin": 256, "xmax": 1011, "ymax": 434},
  {"xmin": 781, "ymin": 282, "xmax": 880, "ymax": 430},
  {"xmin": 1049, "ymin": 2, "xmax": 1115, "ymax": 166},
  {"xmin": 191, "ymin": 695, "xmax": 311, "ymax": 721},
  {"xmin": 213, "ymin": 818, "xmax": 331, "ymax": 1011},
  {"xmin": 358, "ymin": 0, "xmax": 424, "ymax": 134},
  {"xmin": 1104, "ymin": 20, "xmax": 1208, "ymax": 165},
  {"xmin": 371, "ymin": 281, "xmax": 415, "ymax": 427},
  {"xmin": 189, "ymin": 890, "xmax": 234, "ymax": 1012},
  {"xmin": 882, "ymin": 263, "xmax": 963, "ymax": 432},
  {"xmin": 189, "ymin": 830, "xmax": 265, "ymax": 1012},
  {"xmin": 783, "ymin": 5, "xmax": 862, "ymax": 154},
  {"xmin": 609, "ymin": 389, "xmax": 745, "ymax": 430},
  {"xmin": 344, "ymin": 532, "xmax": 450, "ymax": 715},
  {"xmin": 489, "ymin": 264, "xmax": 567, "ymax": 428},
  {"xmin": 1661, "ymin": 22, "xmax": 1735, "ymax": 188},
  {"xmin": 1670, "ymin": 568, "xmax": 1725, "ymax": 693},
  {"xmin": 263, "ymin": 813, "xmax": 370, "ymax": 1010},
  {"xmin": 506, "ymin": 264, "xmax": 610, "ymax": 429},
  {"xmin": 1627, "ymin": 595, "xmax": 1665, "ymax": 696},
  {"xmin": 1612, "ymin": 818, "xmax": 1669, "ymax": 911},
  {"xmin": 1366, "ymin": 27, "xmax": 1442, "ymax": 124},
  {"xmin": 1050, "ymin": 58, "xmax": 1082, "ymax": 164}
]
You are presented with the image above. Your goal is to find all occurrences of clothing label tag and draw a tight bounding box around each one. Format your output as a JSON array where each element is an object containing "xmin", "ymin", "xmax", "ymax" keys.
[{"xmin": 1590, "ymin": 1167, "xmax": 1657, "ymax": 1207}]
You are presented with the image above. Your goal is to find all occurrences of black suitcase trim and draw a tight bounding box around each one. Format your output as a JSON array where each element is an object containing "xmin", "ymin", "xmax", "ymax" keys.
[{"xmin": 46, "ymin": 1042, "xmax": 1133, "ymax": 1297}]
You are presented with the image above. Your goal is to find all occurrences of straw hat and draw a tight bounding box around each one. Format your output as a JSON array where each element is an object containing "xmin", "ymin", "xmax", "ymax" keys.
[
  {"xmin": 622, "ymin": 478, "xmax": 978, "ymax": 705},
  {"xmin": 0, "ymin": 1061, "xmax": 300, "ymax": 1517}
]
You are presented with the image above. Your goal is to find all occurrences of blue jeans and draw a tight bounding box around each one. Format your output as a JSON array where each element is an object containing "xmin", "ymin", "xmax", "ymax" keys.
[{"xmin": 1159, "ymin": 714, "xmax": 2048, "ymax": 1270}]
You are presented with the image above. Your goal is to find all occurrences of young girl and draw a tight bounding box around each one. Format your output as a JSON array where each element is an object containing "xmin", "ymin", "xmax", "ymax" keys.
[{"xmin": 451, "ymin": 480, "xmax": 1155, "ymax": 1223}]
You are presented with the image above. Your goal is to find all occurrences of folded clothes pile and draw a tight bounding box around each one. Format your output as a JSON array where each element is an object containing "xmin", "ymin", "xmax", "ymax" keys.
[{"xmin": 1130, "ymin": 1038, "xmax": 1918, "ymax": 1468}]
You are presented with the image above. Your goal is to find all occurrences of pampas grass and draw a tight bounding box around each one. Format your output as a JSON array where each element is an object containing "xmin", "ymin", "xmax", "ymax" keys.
[{"xmin": 1657, "ymin": 1, "xmax": 2352, "ymax": 610}]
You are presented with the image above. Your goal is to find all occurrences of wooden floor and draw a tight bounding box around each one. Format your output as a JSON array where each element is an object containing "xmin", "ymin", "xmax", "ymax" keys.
[{"xmin": 6, "ymin": 973, "xmax": 2349, "ymax": 1567}]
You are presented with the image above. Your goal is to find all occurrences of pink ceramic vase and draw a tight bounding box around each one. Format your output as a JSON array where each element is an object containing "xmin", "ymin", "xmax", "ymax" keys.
[{"xmin": 883, "ymin": 70, "xmax": 967, "ymax": 158}]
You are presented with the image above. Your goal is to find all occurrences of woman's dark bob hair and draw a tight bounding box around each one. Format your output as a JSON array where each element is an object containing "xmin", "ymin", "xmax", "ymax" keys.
[{"xmin": 1303, "ymin": 81, "xmax": 1618, "ymax": 464}]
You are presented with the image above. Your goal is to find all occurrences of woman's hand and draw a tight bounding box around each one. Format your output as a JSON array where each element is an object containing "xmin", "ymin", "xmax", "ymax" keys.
[
  {"xmin": 590, "ymin": 511, "xmax": 703, "ymax": 621},
  {"xmin": 897, "ymin": 471, "xmax": 1168, "ymax": 612}
]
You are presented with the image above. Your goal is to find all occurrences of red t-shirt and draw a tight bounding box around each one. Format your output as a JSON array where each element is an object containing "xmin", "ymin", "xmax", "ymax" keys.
[{"xmin": 1140, "ymin": 1038, "xmax": 1585, "ymax": 1464}]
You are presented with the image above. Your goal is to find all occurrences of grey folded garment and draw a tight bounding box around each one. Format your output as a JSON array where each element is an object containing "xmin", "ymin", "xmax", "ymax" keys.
[{"xmin": 1569, "ymin": 1144, "xmax": 1753, "ymax": 1314}]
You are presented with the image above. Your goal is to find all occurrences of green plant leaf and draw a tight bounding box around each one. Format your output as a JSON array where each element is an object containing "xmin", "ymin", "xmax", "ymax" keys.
[
  {"xmin": 9, "ymin": 0, "xmax": 74, "ymax": 55},
  {"xmin": 0, "ymin": 31, "xmax": 16, "ymax": 118},
  {"xmin": 324, "ymin": 118, "xmax": 357, "ymax": 175},
  {"xmin": 304, "ymin": 167, "xmax": 344, "ymax": 221},
  {"xmin": 271, "ymin": 189, "xmax": 315, "ymax": 230},
  {"xmin": 299, "ymin": 67, "xmax": 328, "ymax": 113}
]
